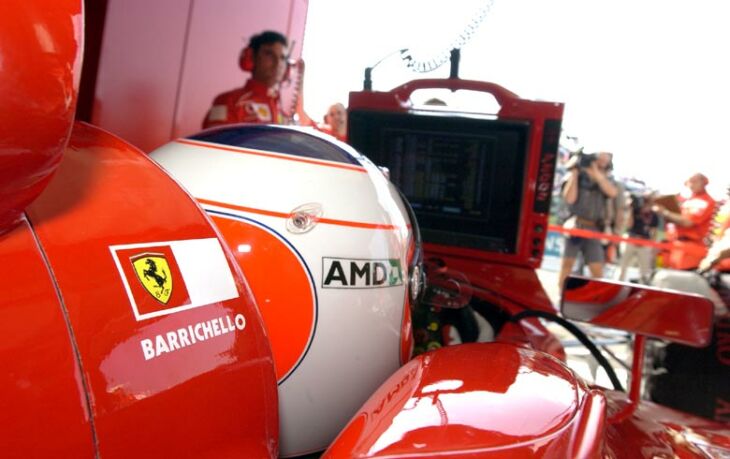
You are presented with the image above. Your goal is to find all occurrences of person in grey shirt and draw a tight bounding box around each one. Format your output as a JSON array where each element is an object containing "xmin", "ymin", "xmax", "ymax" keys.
[{"xmin": 558, "ymin": 152, "xmax": 618, "ymax": 290}]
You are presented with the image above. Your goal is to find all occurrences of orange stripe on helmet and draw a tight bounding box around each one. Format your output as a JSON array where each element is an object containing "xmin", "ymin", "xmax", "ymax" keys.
[
  {"xmin": 210, "ymin": 215, "xmax": 316, "ymax": 383},
  {"xmin": 198, "ymin": 198, "xmax": 404, "ymax": 231}
]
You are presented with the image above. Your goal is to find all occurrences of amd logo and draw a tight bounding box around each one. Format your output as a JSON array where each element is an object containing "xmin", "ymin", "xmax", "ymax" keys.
[{"xmin": 322, "ymin": 257, "xmax": 403, "ymax": 289}]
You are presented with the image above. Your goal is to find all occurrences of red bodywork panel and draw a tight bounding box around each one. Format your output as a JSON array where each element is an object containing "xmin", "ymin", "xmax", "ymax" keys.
[
  {"xmin": 426, "ymin": 257, "xmax": 555, "ymax": 313},
  {"xmin": 325, "ymin": 343, "xmax": 606, "ymax": 458},
  {"xmin": 326, "ymin": 343, "xmax": 730, "ymax": 458},
  {"xmin": 25, "ymin": 123, "xmax": 279, "ymax": 456},
  {"xmin": 0, "ymin": 218, "xmax": 94, "ymax": 455},
  {"xmin": 1, "ymin": 123, "xmax": 279, "ymax": 457},
  {"xmin": 0, "ymin": 0, "xmax": 82, "ymax": 230},
  {"xmin": 0, "ymin": 2, "xmax": 90, "ymax": 452},
  {"xmin": 563, "ymin": 277, "xmax": 714, "ymax": 347},
  {"xmin": 603, "ymin": 392, "xmax": 730, "ymax": 457}
]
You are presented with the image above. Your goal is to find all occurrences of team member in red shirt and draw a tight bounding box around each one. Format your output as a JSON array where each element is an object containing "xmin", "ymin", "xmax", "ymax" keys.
[
  {"xmin": 203, "ymin": 31, "xmax": 289, "ymax": 128},
  {"xmin": 701, "ymin": 220, "xmax": 730, "ymax": 273},
  {"xmin": 655, "ymin": 173, "xmax": 717, "ymax": 269},
  {"xmin": 700, "ymin": 186, "xmax": 730, "ymax": 273},
  {"xmin": 317, "ymin": 102, "xmax": 348, "ymax": 142}
]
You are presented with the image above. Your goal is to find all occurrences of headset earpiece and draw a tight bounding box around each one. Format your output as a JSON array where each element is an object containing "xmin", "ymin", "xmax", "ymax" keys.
[{"xmin": 239, "ymin": 47, "xmax": 254, "ymax": 72}]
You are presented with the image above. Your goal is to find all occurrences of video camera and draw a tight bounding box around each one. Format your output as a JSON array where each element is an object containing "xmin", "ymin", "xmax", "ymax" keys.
[
  {"xmin": 567, "ymin": 149, "xmax": 597, "ymax": 170},
  {"xmin": 579, "ymin": 152, "xmax": 598, "ymax": 168}
]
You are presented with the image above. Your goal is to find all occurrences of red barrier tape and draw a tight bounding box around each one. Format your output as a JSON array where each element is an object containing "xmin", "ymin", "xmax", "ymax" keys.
[{"xmin": 547, "ymin": 224, "xmax": 672, "ymax": 249}]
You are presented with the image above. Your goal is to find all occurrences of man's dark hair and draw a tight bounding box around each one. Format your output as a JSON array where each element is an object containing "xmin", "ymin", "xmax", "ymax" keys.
[{"xmin": 248, "ymin": 31, "xmax": 288, "ymax": 54}]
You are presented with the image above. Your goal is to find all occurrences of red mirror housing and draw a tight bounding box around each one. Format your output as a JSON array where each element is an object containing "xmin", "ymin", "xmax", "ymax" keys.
[{"xmin": 0, "ymin": 1, "xmax": 82, "ymax": 232}]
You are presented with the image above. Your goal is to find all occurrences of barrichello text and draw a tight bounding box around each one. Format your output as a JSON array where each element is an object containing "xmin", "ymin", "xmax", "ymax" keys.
[
  {"xmin": 322, "ymin": 257, "xmax": 403, "ymax": 289},
  {"xmin": 140, "ymin": 313, "xmax": 246, "ymax": 360}
]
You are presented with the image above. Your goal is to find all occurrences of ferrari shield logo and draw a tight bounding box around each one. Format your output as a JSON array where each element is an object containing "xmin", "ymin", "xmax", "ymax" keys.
[
  {"xmin": 248, "ymin": 102, "xmax": 272, "ymax": 121},
  {"xmin": 111, "ymin": 239, "xmax": 237, "ymax": 321},
  {"xmin": 132, "ymin": 253, "xmax": 172, "ymax": 304}
]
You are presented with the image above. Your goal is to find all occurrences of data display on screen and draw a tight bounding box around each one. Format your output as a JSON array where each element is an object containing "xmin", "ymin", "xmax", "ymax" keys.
[{"xmin": 349, "ymin": 110, "xmax": 529, "ymax": 253}]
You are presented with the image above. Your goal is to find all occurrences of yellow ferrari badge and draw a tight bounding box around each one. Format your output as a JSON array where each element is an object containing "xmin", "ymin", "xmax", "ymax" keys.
[{"xmin": 132, "ymin": 253, "xmax": 172, "ymax": 304}]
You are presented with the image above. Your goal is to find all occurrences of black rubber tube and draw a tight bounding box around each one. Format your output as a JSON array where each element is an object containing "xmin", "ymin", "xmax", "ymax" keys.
[{"xmin": 510, "ymin": 309, "xmax": 625, "ymax": 392}]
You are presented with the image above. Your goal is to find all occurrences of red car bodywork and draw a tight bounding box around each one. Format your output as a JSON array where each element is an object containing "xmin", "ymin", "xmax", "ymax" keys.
[
  {"xmin": 1, "ymin": 2, "xmax": 277, "ymax": 456},
  {"xmin": 3, "ymin": 1, "xmax": 730, "ymax": 457},
  {"xmin": 325, "ymin": 343, "xmax": 607, "ymax": 458},
  {"xmin": 335, "ymin": 77, "xmax": 730, "ymax": 457},
  {"xmin": 326, "ymin": 342, "xmax": 730, "ymax": 458}
]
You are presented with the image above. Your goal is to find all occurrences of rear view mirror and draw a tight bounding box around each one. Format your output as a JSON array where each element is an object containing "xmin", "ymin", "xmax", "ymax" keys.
[{"xmin": 561, "ymin": 276, "xmax": 714, "ymax": 347}]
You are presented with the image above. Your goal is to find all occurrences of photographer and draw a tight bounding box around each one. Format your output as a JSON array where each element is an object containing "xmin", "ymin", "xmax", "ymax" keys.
[{"xmin": 558, "ymin": 152, "xmax": 619, "ymax": 290}]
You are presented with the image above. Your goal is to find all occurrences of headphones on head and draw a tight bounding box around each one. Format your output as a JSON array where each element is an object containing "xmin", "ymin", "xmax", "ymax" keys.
[
  {"xmin": 239, "ymin": 46, "xmax": 254, "ymax": 72},
  {"xmin": 239, "ymin": 44, "xmax": 295, "ymax": 83}
]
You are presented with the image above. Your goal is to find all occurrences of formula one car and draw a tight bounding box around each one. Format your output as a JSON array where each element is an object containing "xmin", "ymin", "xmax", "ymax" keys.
[
  {"xmin": 3, "ymin": 2, "xmax": 414, "ymax": 457},
  {"xmin": 1, "ymin": 2, "xmax": 279, "ymax": 456},
  {"xmin": 4, "ymin": 1, "xmax": 730, "ymax": 458},
  {"xmin": 323, "ymin": 275, "xmax": 729, "ymax": 458},
  {"xmin": 322, "ymin": 76, "xmax": 730, "ymax": 458}
]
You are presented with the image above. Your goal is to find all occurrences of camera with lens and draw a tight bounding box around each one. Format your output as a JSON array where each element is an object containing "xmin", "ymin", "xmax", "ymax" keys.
[
  {"xmin": 578, "ymin": 152, "xmax": 598, "ymax": 168},
  {"xmin": 566, "ymin": 149, "xmax": 598, "ymax": 170}
]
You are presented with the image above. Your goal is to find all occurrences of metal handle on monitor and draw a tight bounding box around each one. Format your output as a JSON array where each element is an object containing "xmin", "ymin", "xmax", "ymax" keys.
[{"xmin": 390, "ymin": 78, "xmax": 520, "ymax": 110}]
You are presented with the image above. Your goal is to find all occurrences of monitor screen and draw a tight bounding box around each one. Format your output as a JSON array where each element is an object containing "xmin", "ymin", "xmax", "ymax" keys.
[{"xmin": 348, "ymin": 110, "xmax": 530, "ymax": 253}]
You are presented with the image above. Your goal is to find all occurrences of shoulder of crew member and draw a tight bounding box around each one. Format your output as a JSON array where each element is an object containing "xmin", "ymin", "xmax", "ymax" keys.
[
  {"xmin": 211, "ymin": 87, "xmax": 245, "ymax": 105},
  {"xmin": 202, "ymin": 87, "xmax": 248, "ymax": 128}
]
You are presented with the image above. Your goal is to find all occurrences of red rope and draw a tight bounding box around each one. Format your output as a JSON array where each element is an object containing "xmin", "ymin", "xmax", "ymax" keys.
[{"xmin": 547, "ymin": 224, "xmax": 672, "ymax": 249}]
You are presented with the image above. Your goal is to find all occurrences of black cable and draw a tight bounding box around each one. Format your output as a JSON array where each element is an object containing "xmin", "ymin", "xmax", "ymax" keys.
[
  {"xmin": 400, "ymin": 0, "xmax": 492, "ymax": 74},
  {"xmin": 419, "ymin": 270, "xmax": 624, "ymax": 391},
  {"xmin": 510, "ymin": 309, "xmax": 625, "ymax": 392},
  {"xmin": 600, "ymin": 344, "xmax": 631, "ymax": 371},
  {"xmin": 420, "ymin": 252, "xmax": 624, "ymax": 391},
  {"xmin": 362, "ymin": 48, "xmax": 408, "ymax": 91},
  {"xmin": 449, "ymin": 48, "xmax": 460, "ymax": 79},
  {"xmin": 392, "ymin": 164, "xmax": 621, "ymax": 390}
]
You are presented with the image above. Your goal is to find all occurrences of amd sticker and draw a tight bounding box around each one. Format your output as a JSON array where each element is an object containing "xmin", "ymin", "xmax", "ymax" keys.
[{"xmin": 322, "ymin": 257, "xmax": 403, "ymax": 289}]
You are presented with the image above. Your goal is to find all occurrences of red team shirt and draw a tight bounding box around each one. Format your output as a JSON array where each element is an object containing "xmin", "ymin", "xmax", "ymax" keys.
[
  {"xmin": 713, "ymin": 209, "xmax": 730, "ymax": 272},
  {"xmin": 203, "ymin": 79, "xmax": 283, "ymax": 129},
  {"xmin": 666, "ymin": 190, "xmax": 716, "ymax": 270},
  {"xmin": 675, "ymin": 191, "xmax": 716, "ymax": 242},
  {"xmin": 202, "ymin": 79, "xmax": 346, "ymax": 142}
]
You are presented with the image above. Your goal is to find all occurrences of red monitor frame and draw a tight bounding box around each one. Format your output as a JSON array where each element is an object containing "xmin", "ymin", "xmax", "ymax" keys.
[{"xmin": 348, "ymin": 79, "xmax": 564, "ymax": 268}]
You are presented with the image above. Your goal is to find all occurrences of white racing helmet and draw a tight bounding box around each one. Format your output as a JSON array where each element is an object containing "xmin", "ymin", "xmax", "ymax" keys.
[{"xmin": 151, "ymin": 125, "xmax": 417, "ymax": 456}]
